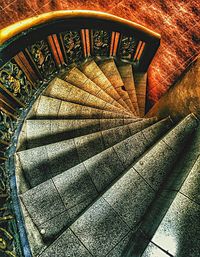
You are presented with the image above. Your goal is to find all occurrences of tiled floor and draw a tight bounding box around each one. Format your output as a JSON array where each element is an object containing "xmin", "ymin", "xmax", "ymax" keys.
[{"xmin": 0, "ymin": 0, "xmax": 199, "ymax": 105}]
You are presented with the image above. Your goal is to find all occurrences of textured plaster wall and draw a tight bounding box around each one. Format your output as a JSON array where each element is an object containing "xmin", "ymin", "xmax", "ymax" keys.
[
  {"xmin": 0, "ymin": 0, "xmax": 199, "ymax": 105},
  {"xmin": 146, "ymin": 57, "xmax": 200, "ymax": 121}
]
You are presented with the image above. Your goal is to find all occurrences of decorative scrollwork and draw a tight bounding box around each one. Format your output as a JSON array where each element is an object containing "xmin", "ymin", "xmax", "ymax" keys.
[
  {"xmin": 0, "ymin": 61, "xmax": 34, "ymax": 104},
  {"xmin": 0, "ymin": 111, "xmax": 14, "ymax": 142},
  {"xmin": 118, "ymin": 35, "xmax": 138, "ymax": 60},
  {"xmin": 61, "ymin": 31, "xmax": 84, "ymax": 65},
  {"xmin": 28, "ymin": 40, "xmax": 57, "ymax": 77},
  {"xmin": 0, "ymin": 165, "xmax": 16, "ymax": 257},
  {"xmin": 92, "ymin": 30, "xmax": 111, "ymax": 57},
  {"xmin": 0, "ymin": 111, "xmax": 15, "ymax": 143}
]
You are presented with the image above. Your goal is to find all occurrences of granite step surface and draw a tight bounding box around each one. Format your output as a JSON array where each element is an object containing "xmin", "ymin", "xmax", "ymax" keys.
[
  {"xmin": 27, "ymin": 95, "xmax": 135, "ymax": 120},
  {"xmin": 43, "ymin": 77, "xmax": 131, "ymax": 115},
  {"xmin": 64, "ymin": 66, "xmax": 132, "ymax": 113},
  {"xmin": 81, "ymin": 60, "xmax": 130, "ymax": 111},
  {"xmin": 38, "ymin": 114, "xmax": 198, "ymax": 257},
  {"xmin": 134, "ymin": 72, "xmax": 147, "ymax": 117},
  {"xmin": 118, "ymin": 64, "xmax": 140, "ymax": 116},
  {"xmin": 98, "ymin": 59, "xmax": 135, "ymax": 113},
  {"xmin": 132, "ymin": 125, "xmax": 200, "ymax": 257},
  {"xmin": 20, "ymin": 118, "xmax": 173, "ymax": 240},
  {"xmin": 17, "ymin": 117, "xmax": 169, "ymax": 188},
  {"xmin": 144, "ymin": 155, "xmax": 200, "ymax": 257},
  {"xmin": 21, "ymin": 118, "xmax": 142, "ymax": 149},
  {"xmin": 120, "ymin": 113, "xmax": 199, "ymax": 257}
]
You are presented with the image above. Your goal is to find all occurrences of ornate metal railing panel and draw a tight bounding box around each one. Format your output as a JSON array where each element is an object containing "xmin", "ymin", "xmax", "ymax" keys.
[
  {"xmin": 0, "ymin": 10, "xmax": 160, "ymax": 257},
  {"xmin": 26, "ymin": 40, "xmax": 57, "ymax": 78},
  {"xmin": 91, "ymin": 30, "xmax": 112, "ymax": 57},
  {"xmin": 60, "ymin": 30, "xmax": 84, "ymax": 65}
]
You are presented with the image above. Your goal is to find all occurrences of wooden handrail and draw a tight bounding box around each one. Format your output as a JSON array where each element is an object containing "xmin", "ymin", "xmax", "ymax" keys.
[{"xmin": 0, "ymin": 10, "xmax": 160, "ymax": 45}]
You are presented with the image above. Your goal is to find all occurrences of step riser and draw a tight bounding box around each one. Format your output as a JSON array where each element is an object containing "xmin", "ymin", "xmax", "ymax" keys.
[{"xmin": 38, "ymin": 114, "xmax": 198, "ymax": 257}]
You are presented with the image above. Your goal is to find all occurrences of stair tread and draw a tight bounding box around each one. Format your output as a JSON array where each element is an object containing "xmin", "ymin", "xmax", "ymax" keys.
[
  {"xmin": 38, "ymin": 115, "xmax": 197, "ymax": 257},
  {"xmin": 122, "ymin": 114, "xmax": 199, "ymax": 256},
  {"xmin": 98, "ymin": 59, "xmax": 135, "ymax": 113},
  {"xmin": 134, "ymin": 72, "xmax": 147, "ymax": 117},
  {"xmin": 118, "ymin": 64, "xmax": 140, "ymax": 116},
  {"xmin": 64, "ymin": 66, "xmax": 132, "ymax": 113},
  {"xmin": 20, "ymin": 118, "xmax": 172, "ymax": 240},
  {"xmin": 81, "ymin": 60, "xmax": 131, "ymax": 112},
  {"xmin": 17, "ymin": 117, "xmax": 162, "ymax": 188},
  {"xmin": 150, "ymin": 193, "xmax": 200, "ymax": 257},
  {"xmin": 28, "ymin": 95, "xmax": 135, "ymax": 120},
  {"xmin": 20, "ymin": 118, "xmax": 142, "ymax": 150},
  {"xmin": 44, "ymin": 77, "xmax": 131, "ymax": 115}
]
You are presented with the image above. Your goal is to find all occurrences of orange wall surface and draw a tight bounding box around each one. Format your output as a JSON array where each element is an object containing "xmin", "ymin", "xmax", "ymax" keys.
[{"xmin": 0, "ymin": 0, "xmax": 199, "ymax": 105}]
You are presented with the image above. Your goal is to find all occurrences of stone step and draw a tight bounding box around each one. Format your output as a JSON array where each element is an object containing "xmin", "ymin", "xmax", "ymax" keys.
[
  {"xmin": 118, "ymin": 64, "xmax": 140, "ymax": 116},
  {"xmin": 20, "ymin": 118, "xmax": 173, "ymax": 239},
  {"xmin": 64, "ymin": 66, "xmax": 132, "ymax": 114},
  {"xmin": 148, "ymin": 188, "xmax": 200, "ymax": 257},
  {"xmin": 98, "ymin": 59, "xmax": 136, "ymax": 113},
  {"xmin": 141, "ymin": 152, "xmax": 200, "ymax": 257},
  {"xmin": 80, "ymin": 60, "xmax": 130, "ymax": 112},
  {"xmin": 17, "ymin": 117, "xmax": 165, "ymax": 188},
  {"xmin": 118, "ymin": 113, "xmax": 199, "ymax": 257},
  {"xmin": 38, "ymin": 114, "xmax": 198, "ymax": 257},
  {"xmin": 27, "ymin": 95, "xmax": 135, "ymax": 120},
  {"xmin": 44, "ymin": 77, "xmax": 131, "ymax": 115},
  {"xmin": 134, "ymin": 72, "xmax": 147, "ymax": 117},
  {"xmin": 133, "ymin": 126, "xmax": 200, "ymax": 257},
  {"xmin": 20, "ymin": 118, "xmax": 143, "ymax": 150}
]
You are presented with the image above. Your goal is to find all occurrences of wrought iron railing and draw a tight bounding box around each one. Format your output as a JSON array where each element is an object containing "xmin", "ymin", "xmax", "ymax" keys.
[{"xmin": 0, "ymin": 10, "xmax": 160, "ymax": 256}]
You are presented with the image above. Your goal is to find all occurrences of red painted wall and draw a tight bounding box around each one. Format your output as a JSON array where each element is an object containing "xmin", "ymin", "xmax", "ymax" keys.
[{"xmin": 0, "ymin": 0, "xmax": 199, "ymax": 105}]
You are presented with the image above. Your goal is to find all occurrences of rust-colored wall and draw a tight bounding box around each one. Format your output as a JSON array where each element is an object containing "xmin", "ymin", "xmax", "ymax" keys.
[
  {"xmin": 146, "ymin": 57, "xmax": 200, "ymax": 121},
  {"xmin": 0, "ymin": 0, "xmax": 200, "ymax": 105}
]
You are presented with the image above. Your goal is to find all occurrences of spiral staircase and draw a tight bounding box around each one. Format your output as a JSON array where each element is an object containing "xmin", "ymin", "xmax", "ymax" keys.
[{"xmin": 0, "ymin": 11, "xmax": 199, "ymax": 257}]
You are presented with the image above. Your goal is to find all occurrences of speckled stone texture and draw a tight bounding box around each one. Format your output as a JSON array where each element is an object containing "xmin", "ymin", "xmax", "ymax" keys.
[
  {"xmin": 18, "ymin": 117, "xmax": 171, "ymax": 188},
  {"xmin": 30, "ymin": 95, "xmax": 134, "ymax": 119},
  {"xmin": 40, "ymin": 229, "xmax": 92, "ymax": 257},
  {"xmin": 24, "ymin": 118, "xmax": 140, "ymax": 148},
  {"xmin": 38, "ymin": 114, "xmax": 197, "ymax": 257},
  {"xmin": 70, "ymin": 198, "xmax": 130, "ymax": 257},
  {"xmin": 1, "ymin": 1, "xmax": 200, "ymax": 106},
  {"xmin": 134, "ymin": 72, "xmax": 147, "ymax": 117},
  {"xmin": 81, "ymin": 60, "xmax": 128, "ymax": 110},
  {"xmin": 99, "ymin": 59, "xmax": 135, "ymax": 113},
  {"xmin": 151, "ymin": 193, "xmax": 200, "ymax": 257},
  {"xmin": 44, "ymin": 77, "xmax": 129, "ymax": 114},
  {"xmin": 118, "ymin": 64, "xmax": 140, "ymax": 115},
  {"xmin": 19, "ymin": 117, "xmax": 172, "ymax": 240},
  {"xmin": 65, "ymin": 67, "xmax": 131, "ymax": 113}
]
